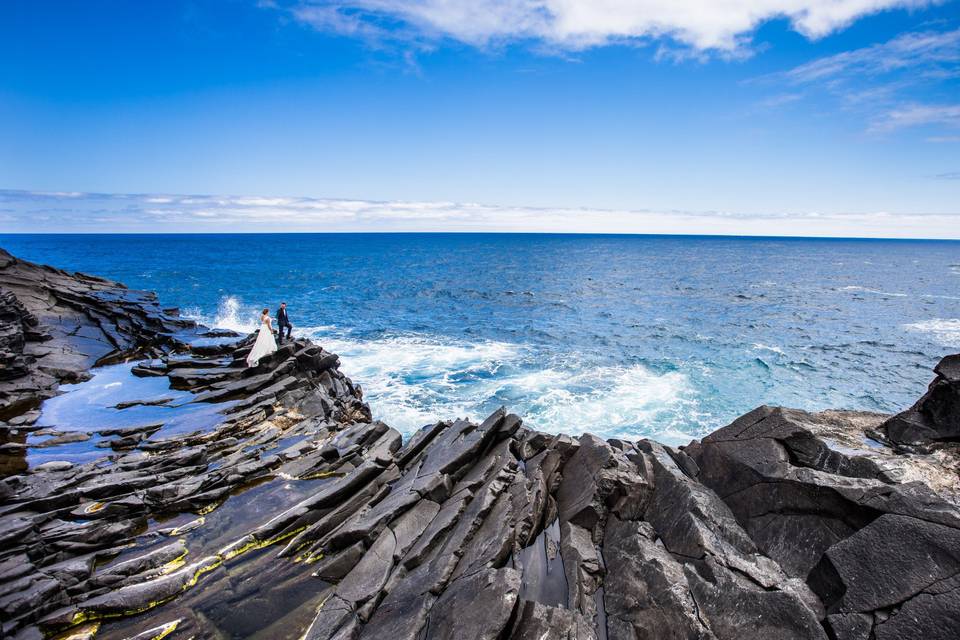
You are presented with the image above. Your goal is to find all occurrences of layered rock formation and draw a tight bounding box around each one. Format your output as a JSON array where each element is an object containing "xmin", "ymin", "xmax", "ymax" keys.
[
  {"xmin": 0, "ymin": 247, "xmax": 196, "ymax": 421},
  {"xmin": 1, "ymin": 248, "xmax": 958, "ymax": 640}
]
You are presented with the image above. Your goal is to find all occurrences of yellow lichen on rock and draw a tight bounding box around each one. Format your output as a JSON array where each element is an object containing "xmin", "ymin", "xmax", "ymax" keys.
[
  {"xmin": 196, "ymin": 500, "xmax": 224, "ymax": 516},
  {"xmin": 50, "ymin": 621, "xmax": 100, "ymax": 640}
]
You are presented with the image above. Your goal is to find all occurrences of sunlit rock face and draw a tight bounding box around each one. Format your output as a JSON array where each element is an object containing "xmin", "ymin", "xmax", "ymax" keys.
[{"xmin": 1, "ymin": 248, "xmax": 959, "ymax": 640}]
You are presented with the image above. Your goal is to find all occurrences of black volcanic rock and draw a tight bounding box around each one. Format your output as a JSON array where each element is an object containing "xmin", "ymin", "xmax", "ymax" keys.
[
  {"xmin": 0, "ymin": 289, "xmax": 47, "ymax": 382},
  {"xmin": 603, "ymin": 516, "xmax": 708, "ymax": 638},
  {"xmin": 809, "ymin": 513, "xmax": 960, "ymax": 614},
  {"xmin": 1, "ymin": 247, "xmax": 959, "ymax": 640},
  {"xmin": 0, "ymin": 247, "xmax": 195, "ymax": 419},
  {"xmin": 880, "ymin": 354, "xmax": 960, "ymax": 446},
  {"xmin": 427, "ymin": 568, "xmax": 522, "ymax": 640},
  {"xmin": 686, "ymin": 405, "xmax": 960, "ymax": 584}
]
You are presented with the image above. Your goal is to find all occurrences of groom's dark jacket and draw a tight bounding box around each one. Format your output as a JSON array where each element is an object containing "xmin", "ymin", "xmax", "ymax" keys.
[{"xmin": 277, "ymin": 307, "xmax": 291, "ymax": 326}]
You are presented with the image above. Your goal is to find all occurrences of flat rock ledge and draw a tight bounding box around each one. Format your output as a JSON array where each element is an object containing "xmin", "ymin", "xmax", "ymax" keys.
[{"xmin": 1, "ymin": 248, "xmax": 959, "ymax": 640}]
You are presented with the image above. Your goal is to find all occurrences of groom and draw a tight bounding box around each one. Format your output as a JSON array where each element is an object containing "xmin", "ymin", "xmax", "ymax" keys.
[{"xmin": 276, "ymin": 302, "xmax": 293, "ymax": 343}]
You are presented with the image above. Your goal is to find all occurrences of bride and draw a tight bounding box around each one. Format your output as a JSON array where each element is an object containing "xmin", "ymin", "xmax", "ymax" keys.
[{"xmin": 246, "ymin": 308, "xmax": 278, "ymax": 367}]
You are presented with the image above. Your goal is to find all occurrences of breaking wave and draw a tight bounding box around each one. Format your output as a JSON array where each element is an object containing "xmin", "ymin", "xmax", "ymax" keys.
[
  {"xmin": 184, "ymin": 295, "xmax": 260, "ymax": 334},
  {"xmin": 186, "ymin": 302, "xmax": 683, "ymax": 439},
  {"xmin": 305, "ymin": 328, "xmax": 697, "ymax": 442}
]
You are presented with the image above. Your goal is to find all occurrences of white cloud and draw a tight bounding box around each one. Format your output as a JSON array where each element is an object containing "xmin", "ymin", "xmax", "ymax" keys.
[
  {"xmin": 758, "ymin": 27, "xmax": 960, "ymax": 133},
  {"xmin": 780, "ymin": 27, "xmax": 960, "ymax": 84},
  {"xmin": 870, "ymin": 103, "xmax": 960, "ymax": 131},
  {"xmin": 279, "ymin": 0, "xmax": 939, "ymax": 55},
  {"xmin": 1, "ymin": 189, "xmax": 957, "ymax": 238},
  {"xmin": 27, "ymin": 191, "xmax": 85, "ymax": 198},
  {"xmin": 758, "ymin": 92, "xmax": 804, "ymax": 108},
  {"xmin": 292, "ymin": 4, "xmax": 388, "ymax": 39}
]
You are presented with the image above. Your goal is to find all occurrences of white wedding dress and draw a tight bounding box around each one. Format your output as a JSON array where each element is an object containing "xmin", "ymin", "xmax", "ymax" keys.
[{"xmin": 246, "ymin": 317, "xmax": 278, "ymax": 367}]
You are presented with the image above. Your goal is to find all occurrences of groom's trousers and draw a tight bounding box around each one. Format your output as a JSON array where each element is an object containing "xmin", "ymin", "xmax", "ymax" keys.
[{"xmin": 278, "ymin": 321, "xmax": 293, "ymax": 342}]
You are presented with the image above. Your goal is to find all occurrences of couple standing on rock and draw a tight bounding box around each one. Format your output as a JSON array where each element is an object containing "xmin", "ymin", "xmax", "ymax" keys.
[{"xmin": 246, "ymin": 302, "xmax": 294, "ymax": 367}]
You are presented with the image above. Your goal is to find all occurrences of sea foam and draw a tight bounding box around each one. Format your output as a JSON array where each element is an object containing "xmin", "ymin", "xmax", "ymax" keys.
[
  {"xmin": 903, "ymin": 319, "xmax": 960, "ymax": 347},
  {"xmin": 305, "ymin": 328, "xmax": 696, "ymax": 441},
  {"xmin": 191, "ymin": 298, "xmax": 701, "ymax": 442}
]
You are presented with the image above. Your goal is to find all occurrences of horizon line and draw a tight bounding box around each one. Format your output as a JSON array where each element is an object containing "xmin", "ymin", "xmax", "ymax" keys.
[
  {"xmin": 4, "ymin": 189, "xmax": 958, "ymax": 240},
  {"xmin": 2, "ymin": 231, "xmax": 959, "ymax": 242}
]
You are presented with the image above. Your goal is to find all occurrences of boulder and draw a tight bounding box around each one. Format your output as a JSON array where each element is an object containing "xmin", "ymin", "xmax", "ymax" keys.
[{"xmin": 881, "ymin": 354, "xmax": 960, "ymax": 446}]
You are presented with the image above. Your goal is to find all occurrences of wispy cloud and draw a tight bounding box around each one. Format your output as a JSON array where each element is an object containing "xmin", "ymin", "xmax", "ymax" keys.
[
  {"xmin": 935, "ymin": 171, "xmax": 960, "ymax": 179},
  {"xmin": 760, "ymin": 26, "xmax": 960, "ymax": 134},
  {"xmin": 0, "ymin": 190, "xmax": 957, "ymax": 239},
  {"xmin": 291, "ymin": 4, "xmax": 389, "ymax": 40},
  {"xmin": 269, "ymin": 0, "xmax": 939, "ymax": 58},
  {"xmin": 870, "ymin": 103, "xmax": 960, "ymax": 131},
  {"xmin": 757, "ymin": 92, "xmax": 805, "ymax": 109},
  {"xmin": 781, "ymin": 27, "xmax": 960, "ymax": 84}
]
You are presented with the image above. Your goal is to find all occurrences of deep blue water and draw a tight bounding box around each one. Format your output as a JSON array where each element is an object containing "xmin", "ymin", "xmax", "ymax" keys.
[{"xmin": 3, "ymin": 233, "xmax": 959, "ymax": 444}]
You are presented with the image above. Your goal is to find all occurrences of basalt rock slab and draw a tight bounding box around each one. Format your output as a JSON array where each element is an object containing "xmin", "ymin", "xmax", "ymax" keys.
[
  {"xmin": 426, "ymin": 568, "xmax": 522, "ymax": 640},
  {"xmin": 0, "ymin": 248, "xmax": 196, "ymax": 420},
  {"xmin": 683, "ymin": 391, "xmax": 960, "ymax": 638},
  {"xmin": 0, "ymin": 249, "xmax": 373, "ymax": 638},
  {"xmin": 881, "ymin": 354, "xmax": 960, "ymax": 447},
  {"xmin": 808, "ymin": 513, "xmax": 960, "ymax": 614},
  {"xmin": 602, "ymin": 516, "xmax": 710, "ymax": 639},
  {"xmin": 0, "ymin": 289, "xmax": 47, "ymax": 383},
  {"xmin": 510, "ymin": 600, "xmax": 597, "ymax": 640},
  {"xmin": 9, "ymin": 393, "xmax": 959, "ymax": 640}
]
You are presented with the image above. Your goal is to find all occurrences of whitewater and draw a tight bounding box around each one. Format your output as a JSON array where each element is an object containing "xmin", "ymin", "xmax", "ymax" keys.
[
  {"xmin": 185, "ymin": 294, "xmax": 698, "ymax": 441},
  {"xmin": 2, "ymin": 233, "xmax": 957, "ymax": 445}
]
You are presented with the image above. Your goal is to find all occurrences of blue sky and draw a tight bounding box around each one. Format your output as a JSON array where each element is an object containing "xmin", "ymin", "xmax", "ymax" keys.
[{"xmin": 1, "ymin": 0, "xmax": 958, "ymax": 237}]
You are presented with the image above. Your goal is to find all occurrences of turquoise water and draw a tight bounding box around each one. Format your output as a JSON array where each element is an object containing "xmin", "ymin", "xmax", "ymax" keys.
[{"xmin": 3, "ymin": 233, "xmax": 958, "ymax": 444}]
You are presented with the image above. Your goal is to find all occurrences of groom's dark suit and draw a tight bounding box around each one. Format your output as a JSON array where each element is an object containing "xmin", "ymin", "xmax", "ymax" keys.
[{"xmin": 276, "ymin": 306, "xmax": 293, "ymax": 342}]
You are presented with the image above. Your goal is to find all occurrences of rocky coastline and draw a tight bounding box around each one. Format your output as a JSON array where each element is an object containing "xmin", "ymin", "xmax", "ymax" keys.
[{"xmin": 1, "ymin": 246, "xmax": 959, "ymax": 640}]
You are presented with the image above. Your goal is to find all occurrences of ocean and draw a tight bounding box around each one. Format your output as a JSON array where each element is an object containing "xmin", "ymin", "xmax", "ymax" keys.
[{"xmin": 2, "ymin": 233, "xmax": 958, "ymax": 444}]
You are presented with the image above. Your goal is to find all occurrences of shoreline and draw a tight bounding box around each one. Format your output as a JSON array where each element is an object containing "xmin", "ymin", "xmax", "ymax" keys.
[{"xmin": 1, "ymin": 246, "xmax": 959, "ymax": 640}]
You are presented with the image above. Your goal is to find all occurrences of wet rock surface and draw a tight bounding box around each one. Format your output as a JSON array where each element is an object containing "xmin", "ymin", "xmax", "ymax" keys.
[
  {"xmin": 0, "ymin": 248, "xmax": 197, "ymax": 423},
  {"xmin": 2, "ymin": 248, "xmax": 959, "ymax": 640}
]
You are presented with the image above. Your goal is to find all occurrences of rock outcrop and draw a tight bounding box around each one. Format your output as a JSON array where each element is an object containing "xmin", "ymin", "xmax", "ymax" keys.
[
  {"xmin": 0, "ymin": 247, "xmax": 195, "ymax": 420},
  {"xmin": 879, "ymin": 354, "xmax": 960, "ymax": 448},
  {"xmin": 1, "ymin": 248, "xmax": 959, "ymax": 640}
]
